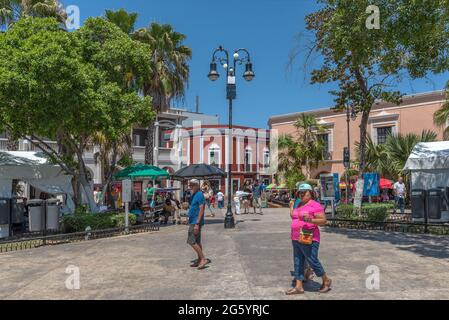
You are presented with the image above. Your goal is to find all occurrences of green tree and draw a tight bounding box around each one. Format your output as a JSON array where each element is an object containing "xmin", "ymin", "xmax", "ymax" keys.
[
  {"xmin": 104, "ymin": 8, "xmax": 138, "ymax": 34},
  {"xmin": 304, "ymin": 0, "xmax": 439, "ymax": 207},
  {"xmin": 0, "ymin": 0, "xmax": 66, "ymax": 150},
  {"xmin": 0, "ymin": 17, "xmax": 153, "ymax": 211},
  {"xmin": 359, "ymin": 130, "xmax": 437, "ymax": 196},
  {"xmin": 133, "ymin": 22, "xmax": 192, "ymax": 164},
  {"xmin": 278, "ymin": 114, "xmax": 326, "ymax": 181}
]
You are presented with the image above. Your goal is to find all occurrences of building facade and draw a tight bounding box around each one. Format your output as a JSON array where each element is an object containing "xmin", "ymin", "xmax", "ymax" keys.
[
  {"xmin": 269, "ymin": 90, "xmax": 449, "ymax": 179},
  {"xmin": 0, "ymin": 108, "xmax": 220, "ymax": 198},
  {"xmin": 165, "ymin": 124, "xmax": 273, "ymax": 195}
]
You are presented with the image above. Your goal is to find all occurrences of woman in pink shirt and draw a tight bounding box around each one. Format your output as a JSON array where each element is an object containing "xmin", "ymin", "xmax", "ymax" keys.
[{"xmin": 286, "ymin": 183, "xmax": 332, "ymax": 295}]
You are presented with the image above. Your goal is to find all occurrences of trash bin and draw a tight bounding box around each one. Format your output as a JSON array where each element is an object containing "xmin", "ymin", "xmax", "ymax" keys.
[
  {"xmin": 28, "ymin": 199, "xmax": 44, "ymax": 232},
  {"xmin": 0, "ymin": 198, "xmax": 11, "ymax": 238},
  {"xmin": 427, "ymin": 189, "xmax": 442, "ymax": 220},
  {"xmin": 11, "ymin": 198, "xmax": 25, "ymax": 224},
  {"xmin": 411, "ymin": 189, "xmax": 426, "ymax": 219},
  {"xmin": 46, "ymin": 199, "xmax": 60, "ymax": 231}
]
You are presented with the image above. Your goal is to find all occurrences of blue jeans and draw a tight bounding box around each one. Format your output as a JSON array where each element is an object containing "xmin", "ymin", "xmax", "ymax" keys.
[
  {"xmin": 218, "ymin": 200, "xmax": 224, "ymax": 209},
  {"xmin": 292, "ymin": 240, "xmax": 325, "ymax": 281},
  {"xmin": 395, "ymin": 197, "xmax": 405, "ymax": 214}
]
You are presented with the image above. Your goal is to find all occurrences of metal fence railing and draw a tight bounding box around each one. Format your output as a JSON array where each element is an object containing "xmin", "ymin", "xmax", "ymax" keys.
[
  {"xmin": 326, "ymin": 218, "xmax": 449, "ymax": 235},
  {"xmin": 0, "ymin": 223, "xmax": 159, "ymax": 253}
]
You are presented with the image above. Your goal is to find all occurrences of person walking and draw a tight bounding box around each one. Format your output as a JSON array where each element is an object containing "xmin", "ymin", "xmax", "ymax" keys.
[
  {"xmin": 187, "ymin": 179, "xmax": 210, "ymax": 270},
  {"xmin": 216, "ymin": 190, "xmax": 225, "ymax": 209},
  {"xmin": 202, "ymin": 181, "xmax": 215, "ymax": 217},
  {"xmin": 393, "ymin": 176, "xmax": 406, "ymax": 214},
  {"xmin": 252, "ymin": 179, "xmax": 264, "ymax": 215},
  {"xmin": 286, "ymin": 183, "xmax": 332, "ymax": 295}
]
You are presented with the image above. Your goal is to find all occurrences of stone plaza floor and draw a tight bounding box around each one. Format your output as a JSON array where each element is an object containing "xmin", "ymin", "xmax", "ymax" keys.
[{"xmin": 1, "ymin": 208, "xmax": 449, "ymax": 300}]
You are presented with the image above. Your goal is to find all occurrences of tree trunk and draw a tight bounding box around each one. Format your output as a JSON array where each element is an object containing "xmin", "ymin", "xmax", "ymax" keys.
[
  {"xmin": 354, "ymin": 110, "xmax": 370, "ymax": 210},
  {"xmin": 145, "ymin": 118, "xmax": 155, "ymax": 165},
  {"xmin": 75, "ymin": 146, "xmax": 99, "ymax": 213},
  {"xmin": 5, "ymin": 130, "xmax": 19, "ymax": 151}
]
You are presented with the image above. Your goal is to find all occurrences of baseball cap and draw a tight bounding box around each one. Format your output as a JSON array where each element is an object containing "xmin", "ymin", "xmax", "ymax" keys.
[
  {"xmin": 298, "ymin": 183, "xmax": 313, "ymax": 192},
  {"xmin": 188, "ymin": 179, "xmax": 200, "ymax": 185}
]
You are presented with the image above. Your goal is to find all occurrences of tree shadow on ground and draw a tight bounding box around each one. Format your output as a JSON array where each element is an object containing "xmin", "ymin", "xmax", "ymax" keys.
[{"xmin": 324, "ymin": 228, "xmax": 449, "ymax": 259}]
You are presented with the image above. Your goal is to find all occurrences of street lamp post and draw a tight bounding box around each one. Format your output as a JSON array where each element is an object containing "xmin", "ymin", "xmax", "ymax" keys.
[
  {"xmin": 208, "ymin": 46, "xmax": 255, "ymax": 229},
  {"xmin": 344, "ymin": 104, "xmax": 357, "ymax": 203}
]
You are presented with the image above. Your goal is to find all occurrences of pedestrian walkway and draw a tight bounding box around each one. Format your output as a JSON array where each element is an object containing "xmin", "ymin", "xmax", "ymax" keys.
[{"xmin": 1, "ymin": 209, "xmax": 449, "ymax": 299}]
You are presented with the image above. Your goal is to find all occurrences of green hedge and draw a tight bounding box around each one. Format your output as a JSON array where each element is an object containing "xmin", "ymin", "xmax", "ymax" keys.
[
  {"xmin": 336, "ymin": 203, "xmax": 394, "ymax": 221},
  {"xmin": 61, "ymin": 212, "xmax": 137, "ymax": 233}
]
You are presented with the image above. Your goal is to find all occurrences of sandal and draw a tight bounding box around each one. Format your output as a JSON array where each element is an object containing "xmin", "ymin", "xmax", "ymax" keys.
[
  {"xmin": 190, "ymin": 258, "xmax": 211, "ymax": 268},
  {"xmin": 319, "ymin": 278, "xmax": 332, "ymax": 293},
  {"xmin": 197, "ymin": 259, "xmax": 210, "ymax": 270},
  {"xmin": 285, "ymin": 287, "xmax": 305, "ymax": 295}
]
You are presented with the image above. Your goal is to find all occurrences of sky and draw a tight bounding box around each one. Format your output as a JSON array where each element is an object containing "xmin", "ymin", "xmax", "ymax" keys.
[{"xmin": 62, "ymin": 0, "xmax": 449, "ymax": 129}]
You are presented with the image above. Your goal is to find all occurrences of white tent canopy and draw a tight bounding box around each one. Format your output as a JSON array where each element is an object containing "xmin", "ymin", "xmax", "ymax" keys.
[
  {"xmin": 0, "ymin": 151, "xmax": 75, "ymax": 213},
  {"xmin": 404, "ymin": 141, "xmax": 449, "ymax": 190}
]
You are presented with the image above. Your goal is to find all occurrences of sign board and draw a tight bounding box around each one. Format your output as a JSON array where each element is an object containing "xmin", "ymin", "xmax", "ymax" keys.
[
  {"xmin": 122, "ymin": 179, "xmax": 132, "ymax": 203},
  {"xmin": 363, "ymin": 173, "xmax": 380, "ymax": 196},
  {"xmin": 343, "ymin": 147, "xmax": 350, "ymax": 168},
  {"xmin": 320, "ymin": 174, "xmax": 337, "ymax": 201}
]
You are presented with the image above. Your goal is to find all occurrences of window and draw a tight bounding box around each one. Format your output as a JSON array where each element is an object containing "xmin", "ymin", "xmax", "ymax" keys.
[
  {"xmin": 132, "ymin": 130, "xmax": 146, "ymax": 147},
  {"xmin": 317, "ymin": 133, "xmax": 329, "ymax": 151},
  {"xmin": 263, "ymin": 149, "xmax": 270, "ymax": 168},
  {"xmin": 317, "ymin": 133, "xmax": 331, "ymax": 160},
  {"xmin": 208, "ymin": 144, "xmax": 221, "ymax": 166},
  {"xmin": 376, "ymin": 126, "xmax": 393, "ymax": 144},
  {"xmin": 244, "ymin": 148, "xmax": 252, "ymax": 172},
  {"xmin": 0, "ymin": 132, "xmax": 6, "ymax": 139}
]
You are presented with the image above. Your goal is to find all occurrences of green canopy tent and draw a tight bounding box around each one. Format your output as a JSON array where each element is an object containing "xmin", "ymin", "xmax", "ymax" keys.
[
  {"xmin": 266, "ymin": 184, "xmax": 277, "ymax": 190},
  {"xmin": 128, "ymin": 167, "xmax": 170, "ymax": 179},
  {"xmin": 114, "ymin": 163, "xmax": 148, "ymax": 180}
]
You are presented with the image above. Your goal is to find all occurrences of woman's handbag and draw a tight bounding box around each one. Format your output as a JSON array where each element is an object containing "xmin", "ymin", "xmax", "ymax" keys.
[{"xmin": 298, "ymin": 228, "xmax": 314, "ymax": 245}]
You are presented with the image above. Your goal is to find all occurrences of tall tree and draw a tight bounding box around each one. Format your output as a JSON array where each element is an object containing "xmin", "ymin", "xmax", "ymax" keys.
[
  {"xmin": 104, "ymin": 8, "xmax": 138, "ymax": 34},
  {"xmin": 305, "ymin": 0, "xmax": 413, "ymax": 207},
  {"xmin": 133, "ymin": 23, "xmax": 192, "ymax": 164},
  {"xmin": 0, "ymin": 17, "xmax": 153, "ymax": 212},
  {"xmin": 0, "ymin": 0, "xmax": 66, "ymax": 151}
]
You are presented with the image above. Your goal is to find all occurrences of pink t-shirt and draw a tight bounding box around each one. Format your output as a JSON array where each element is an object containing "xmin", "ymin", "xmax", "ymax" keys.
[{"xmin": 291, "ymin": 200, "xmax": 324, "ymax": 243}]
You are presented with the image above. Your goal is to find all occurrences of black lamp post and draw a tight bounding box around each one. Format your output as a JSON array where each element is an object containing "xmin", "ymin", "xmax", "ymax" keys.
[
  {"xmin": 208, "ymin": 46, "xmax": 255, "ymax": 229},
  {"xmin": 344, "ymin": 104, "xmax": 357, "ymax": 203}
]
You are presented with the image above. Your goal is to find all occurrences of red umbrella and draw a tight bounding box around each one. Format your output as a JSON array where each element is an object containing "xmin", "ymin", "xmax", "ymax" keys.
[{"xmin": 380, "ymin": 178, "xmax": 393, "ymax": 189}]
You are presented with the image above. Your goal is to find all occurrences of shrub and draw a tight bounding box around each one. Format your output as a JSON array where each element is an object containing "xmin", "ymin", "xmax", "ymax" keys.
[
  {"xmin": 61, "ymin": 212, "xmax": 137, "ymax": 233},
  {"xmin": 335, "ymin": 204, "xmax": 359, "ymax": 220},
  {"xmin": 335, "ymin": 203, "xmax": 391, "ymax": 221},
  {"xmin": 363, "ymin": 203, "xmax": 389, "ymax": 222}
]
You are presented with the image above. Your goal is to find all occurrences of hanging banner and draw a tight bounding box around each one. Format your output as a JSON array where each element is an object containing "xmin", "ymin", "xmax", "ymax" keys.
[{"xmin": 363, "ymin": 173, "xmax": 380, "ymax": 197}]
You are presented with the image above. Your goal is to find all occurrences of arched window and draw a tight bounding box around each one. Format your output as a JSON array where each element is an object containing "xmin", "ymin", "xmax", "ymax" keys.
[{"xmin": 208, "ymin": 143, "xmax": 221, "ymax": 166}]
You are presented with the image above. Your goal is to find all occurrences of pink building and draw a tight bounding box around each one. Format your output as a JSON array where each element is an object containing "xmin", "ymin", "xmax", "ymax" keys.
[
  {"xmin": 269, "ymin": 90, "xmax": 448, "ymax": 179},
  {"xmin": 164, "ymin": 124, "xmax": 273, "ymax": 195}
]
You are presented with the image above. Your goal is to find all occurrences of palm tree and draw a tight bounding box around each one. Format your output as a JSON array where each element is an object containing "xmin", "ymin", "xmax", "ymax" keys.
[
  {"xmin": 434, "ymin": 86, "xmax": 449, "ymax": 139},
  {"xmin": 1, "ymin": 0, "xmax": 66, "ymax": 28},
  {"xmin": 293, "ymin": 114, "xmax": 326, "ymax": 179},
  {"xmin": 278, "ymin": 114, "xmax": 326, "ymax": 180},
  {"xmin": 104, "ymin": 8, "xmax": 137, "ymax": 34},
  {"xmin": 133, "ymin": 23, "xmax": 192, "ymax": 164},
  {"xmin": 92, "ymin": 131, "xmax": 133, "ymax": 209}
]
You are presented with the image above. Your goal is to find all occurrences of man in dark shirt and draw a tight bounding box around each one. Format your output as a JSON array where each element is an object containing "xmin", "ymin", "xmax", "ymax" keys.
[{"xmin": 187, "ymin": 179, "xmax": 210, "ymax": 270}]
